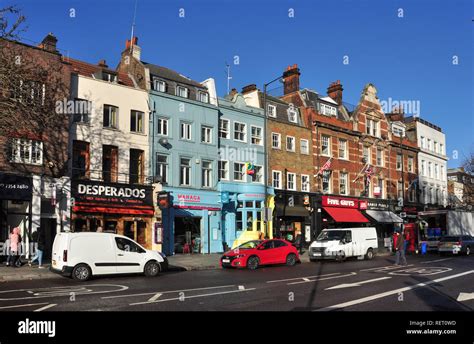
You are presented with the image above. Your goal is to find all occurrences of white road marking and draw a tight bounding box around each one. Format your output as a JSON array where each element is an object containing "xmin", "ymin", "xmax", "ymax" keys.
[
  {"xmin": 147, "ymin": 293, "xmax": 162, "ymax": 302},
  {"xmin": 102, "ymin": 284, "xmax": 237, "ymax": 299},
  {"xmin": 316, "ymin": 270, "xmax": 474, "ymax": 311},
  {"xmin": 0, "ymin": 303, "xmax": 49, "ymax": 310},
  {"xmin": 420, "ymin": 258, "xmax": 452, "ymax": 264},
  {"xmin": 34, "ymin": 304, "xmax": 57, "ymax": 312},
  {"xmin": 325, "ymin": 277, "xmax": 392, "ymax": 290},
  {"xmin": 266, "ymin": 273, "xmax": 341, "ymax": 284},
  {"xmin": 388, "ymin": 267, "xmax": 452, "ymax": 276},
  {"xmin": 238, "ymin": 285, "xmax": 245, "ymax": 290},
  {"xmin": 302, "ymin": 278, "xmax": 311, "ymax": 282},
  {"xmin": 288, "ymin": 272, "xmax": 357, "ymax": 285},
  {"xmin": 129, "ymin": 288, "xmax": 256, "ymax": 306},
  {"xmin": 360, "ymin": 264, "xmax": 414, "ymax": 272},
  {"xmin": 457, "ymin": 292, "xmax": 474, "ymax": 302}
]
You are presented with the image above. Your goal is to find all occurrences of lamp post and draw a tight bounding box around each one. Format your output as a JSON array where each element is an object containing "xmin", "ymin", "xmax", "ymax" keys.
[{"xmin": 263, "ymin": 76, "xmax": 284, "ymax": 239}]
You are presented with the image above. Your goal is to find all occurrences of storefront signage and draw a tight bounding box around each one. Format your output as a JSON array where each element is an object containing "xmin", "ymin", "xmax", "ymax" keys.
[
  {"xmin": 0, "ymin": 173, "xmax": 32, "ymax": 200},
  {"xmin": 322, "ymin": 196, "xmax": 358, "ymax": 208},
  {"xmin": 177, "ymin": 194, "xmax": 201, "ymax": 203},
  {"xmin": 71, "ymin": 180, "xmax": 153, "ymax": 207},
  {"xmin": 361, "ymin": 200, "xmax": 391, "ymax": 210}
]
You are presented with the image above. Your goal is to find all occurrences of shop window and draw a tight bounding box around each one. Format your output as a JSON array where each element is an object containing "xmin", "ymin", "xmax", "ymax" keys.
[
  {"xmin": 72, "ymin": 140, "xmax": 90, "ymax": 179},
  {"xmin": 103, "ymin": 145, "xmax": 118, "ymax": 182},
  {"xmin": 130, "ymin": 149, "xmax": 144, "ymax": 184},
  {"xmin": 236, "ymin": 211, "xmax": 243, "ymax": 231},
  {"xmin": 105, "ymin": 221, "xmax": 118, "ymax": 233}
]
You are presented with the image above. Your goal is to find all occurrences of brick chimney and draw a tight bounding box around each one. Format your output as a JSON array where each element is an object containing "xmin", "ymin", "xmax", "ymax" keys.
[
  {"xmin": 38, "ymin": 33, "xmax": 58, "ymax": 53},
  {"xmin": 125, "ymin": 36, "xmax": 141, "ymax": 61},
  {"xmin": 327, "ymin": 80, "xmax": 343, "ymax": 105},
  {"xmin": 241, "ymin": 84, "xmax": 257, "ymax": 94},
  {"xmin": 282, "ymin": 64, "xmax": 300, "ymax": 95},
  {"xmin": 97, "ymin": 59, "xmax": 108, "ymax": 68}
]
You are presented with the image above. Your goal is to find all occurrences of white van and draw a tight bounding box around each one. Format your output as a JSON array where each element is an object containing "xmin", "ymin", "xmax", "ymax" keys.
[
  {"xmin": 51, "ymin": 232, "xmax": 167, "ymax": 281},
  {"xmin": 309, "ymin": 227, "xmax": 378, "ymax": 261}
]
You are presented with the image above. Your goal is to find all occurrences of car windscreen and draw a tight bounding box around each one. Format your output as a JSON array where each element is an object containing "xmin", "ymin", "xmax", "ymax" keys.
[
  {"xmin": 439, "ymin": 236, "xmax": 461, "ymax": 242},
  {"xmin": 316, "ymin": 231, "xmax": 345, "ymax": 241},
  {"xmin": 237, "ymin": 240, "xmax": 262, "ymax": 249}
]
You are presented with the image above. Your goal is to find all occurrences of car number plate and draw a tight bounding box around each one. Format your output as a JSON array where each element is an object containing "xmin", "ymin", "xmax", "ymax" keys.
[
  {"xmin": 222, "ymin": 259, "xmax": 230, "ymax": 263},
  {"xmin": 314, "ymin": 253, "xmax": 321, "ymax": 256}
]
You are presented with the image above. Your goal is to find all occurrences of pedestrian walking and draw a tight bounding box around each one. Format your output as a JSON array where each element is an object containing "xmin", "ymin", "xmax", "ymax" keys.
[
  {"xmin": 394, "ymin": 231, "xmax": 407, "ymax": 266},
  {"xmin": 29, "ymin": 227, "xmax": 45, "ymax": 268},
  {"xmin": 9, "ymin": 227, "xmax": 22, "ymax": 268}
]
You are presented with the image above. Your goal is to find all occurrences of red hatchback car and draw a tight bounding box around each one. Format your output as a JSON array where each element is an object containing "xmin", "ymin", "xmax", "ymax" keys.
[{"xmin": 220, "ymin": 239, "xmax": 300, "ymax": 270}]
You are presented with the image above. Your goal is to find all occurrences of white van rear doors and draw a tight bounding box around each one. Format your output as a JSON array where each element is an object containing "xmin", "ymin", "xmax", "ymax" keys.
[{"xmin": 113, "ymin": 236, "xmax": 147, "ymax": 273}]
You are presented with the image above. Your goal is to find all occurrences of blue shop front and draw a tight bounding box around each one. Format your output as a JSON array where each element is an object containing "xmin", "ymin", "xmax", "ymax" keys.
[{"xmin": 161, "ymin": 187, "xmax": 222, "ymax": 255}]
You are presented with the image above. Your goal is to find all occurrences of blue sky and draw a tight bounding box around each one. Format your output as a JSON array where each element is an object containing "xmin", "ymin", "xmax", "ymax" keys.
[{"xmin": 10, "ymin": 0, "xmax": 473, "ymax": 167}]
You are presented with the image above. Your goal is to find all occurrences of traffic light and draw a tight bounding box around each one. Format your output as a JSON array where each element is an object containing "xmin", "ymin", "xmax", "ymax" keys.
[{"xmin": 157, "ymin": 191, "xmax": 170, "ymax": 209}]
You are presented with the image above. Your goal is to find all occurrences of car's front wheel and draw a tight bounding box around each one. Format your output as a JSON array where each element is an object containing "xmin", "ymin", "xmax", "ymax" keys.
[
  {"xmin": 286, "ymin": 253, "xmax": 297, "ymax": 266},
  {"xmin": 144, "ymin": 261, "xmax": 160, "ymax": 277},
  {"xmin": 72, "ymin": 264, "xmax": 92, "ymax": 281},
  {"xmin": 246, "ymin": 256, "xmax": 260, "ymax": 270},
  {"xmin": 365, "ymin": 248, "xmax": 374, "ymax": 260}
]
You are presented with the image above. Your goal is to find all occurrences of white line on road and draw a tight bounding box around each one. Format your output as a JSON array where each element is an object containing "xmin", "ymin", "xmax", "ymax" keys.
[
  {"xmin": 288, "ymin": 272, "xmax": 357, "ymax": 286},
  {"xmin": 34, "ymin": 304, "xmax": 57, "ymax": 312},
  {"xmin": 266, "ymin": 273, "xmax": 341, "ymax": 284},
  {"xmin": 457, "ymin": 292, "xmax": 474, "ymax": 302},
  {"xmin": 129, "ymin": 288, "xmax": 257, "ymax": 306},
  {"xmin": 147, "ymin": 293, "xmax": 162, "ymax": 302},
  {"xmin": 316, "ymin": 270, "xmax": 474, "ymax": 311},
  {"xmin": 325, "ymin": 277, "xmax": 392, "ymax": 290},
  {"xmin": 420, "ymin": 258, "xmax": 452, "ymax": 264},
  {"xmin": 102, "ymin": 284, "xmax": 237, "ymax": 300},
  {"xmin": 360, "ymin": 264, "xmax": 414, "ymax": 272},
  {"xmin": 0, "ymin": 303, "xmax": 49, "ymax": 310}
]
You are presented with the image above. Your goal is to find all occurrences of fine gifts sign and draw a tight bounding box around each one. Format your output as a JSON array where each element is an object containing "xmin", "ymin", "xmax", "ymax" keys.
[
  {"xmin": 71, "ymin": 180, "xmax": 153, "ymax": 207},
  {"xmin": 322, "ymin": 196, "xmax": 358, "ymax": 208}
]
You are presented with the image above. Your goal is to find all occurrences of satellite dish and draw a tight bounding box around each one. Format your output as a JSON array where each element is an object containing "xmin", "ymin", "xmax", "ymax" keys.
[{"xmin": 158, "ymin": 137, "xmax": 168, "ymax": 146}]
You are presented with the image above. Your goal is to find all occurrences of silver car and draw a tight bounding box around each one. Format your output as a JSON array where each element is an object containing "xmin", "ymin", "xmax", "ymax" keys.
[{"xmin": 438, "ymin": 235, "xmax": 473, "ymax": 256}]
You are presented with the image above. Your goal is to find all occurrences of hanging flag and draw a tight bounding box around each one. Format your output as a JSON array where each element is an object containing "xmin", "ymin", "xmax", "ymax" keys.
[
  {"xmin": 317, "ymin": 157, "xmax": 332, "ymax": 176},
  {"xmin": 407, "ymin": 177, "xmax": 418, "ymax": 190},
  {"xmin": 245, "ymin": 162, "xmax": 255, "ymax": 175},
  {"xmin": 365, "ymin": 165, "xmax": 374, "ymax": 187}
]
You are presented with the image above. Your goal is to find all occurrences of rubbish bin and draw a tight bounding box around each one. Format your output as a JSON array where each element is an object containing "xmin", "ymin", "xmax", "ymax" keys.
[{"xmin": 421, "ymin": 242, "xmax": 427, "ymax": 255}]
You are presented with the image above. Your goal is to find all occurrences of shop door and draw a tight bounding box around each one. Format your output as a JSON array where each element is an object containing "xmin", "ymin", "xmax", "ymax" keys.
[
  {"xmin": 174, "ymin": 217, "xmax": 201, "ymax": 254},
  {"xmin": 40, "ymin": 218, "xmax": 56, "ymax": 260}
]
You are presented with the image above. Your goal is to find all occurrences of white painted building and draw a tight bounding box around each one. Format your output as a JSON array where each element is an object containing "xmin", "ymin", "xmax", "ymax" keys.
[{"xmin": 406, "ymin": 117, "xmax": 448, "ymax": 207}]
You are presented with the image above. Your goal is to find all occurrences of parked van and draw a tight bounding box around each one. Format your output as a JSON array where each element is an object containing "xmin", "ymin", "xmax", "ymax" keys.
[
  {"xmin": 51, "ymin": 232, "xmax": 167, "ymax": 281},
  {"xmin": 309, "ymin": 227, "xmax": 378, "ymax": 262}
]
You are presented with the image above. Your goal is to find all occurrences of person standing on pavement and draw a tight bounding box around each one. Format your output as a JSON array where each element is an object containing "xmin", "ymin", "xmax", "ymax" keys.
[
  {"xmin": 9, "ymin": 227, "xmax": 21, "ymax": 268},
  {"xmin": 394, "ymin": 230, "xmax": 407, "ymax": 266},
  {"xmin": 29, "ymin": 227, "xmax": 45, "ymax": 268}
]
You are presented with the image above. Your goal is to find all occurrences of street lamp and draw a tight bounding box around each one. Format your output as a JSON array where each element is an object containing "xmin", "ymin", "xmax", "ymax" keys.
[{"xmin": 263, "ymin": 76, "xmax": 284, "ymax": 239}]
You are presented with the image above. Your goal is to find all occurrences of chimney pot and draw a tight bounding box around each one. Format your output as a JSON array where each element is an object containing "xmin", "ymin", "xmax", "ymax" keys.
[
  {"xmin": 327, "ymin": 80, "xmax": 344, "ymax": 105},
  {"xmin": 38, "ymin": 33, "xmax": 58, "ymax": 53},
  {"xmin": 282, "ymin": 64, "xmax": 300, "ymax": 95},
  {"xmin": 98, "ymin": 59, "xmax": 108, "ymax": 68}
]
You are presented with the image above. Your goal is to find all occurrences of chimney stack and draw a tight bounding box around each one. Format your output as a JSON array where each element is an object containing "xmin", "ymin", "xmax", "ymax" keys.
[
  {"xmin": 125, "ymin": 36, "xmax": 141, "ymax": 61},
  {"xmin": 97, "ymin": 59, "xmax": 108, "ymax": 68},
  {"xmin": 282, "ymin": 64, "xmax": 300, "ymax": 95},
  {"xmin": 327, "ymin": 80, "xmax": 343, "ymax": 105},
  {"xmin": 228, "ymin": 88, "xmax": 238, "ymax": 98},
  {"xmin": 38, "ymin": 33, "xmax": 58, "ymax": 53},
  {"xmin": 241, "ymin": 84, "xmax": 257, "ymax": 94}
]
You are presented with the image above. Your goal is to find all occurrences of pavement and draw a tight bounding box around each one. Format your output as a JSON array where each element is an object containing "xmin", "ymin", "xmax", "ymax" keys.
[{"xmin": 0, "ymin": 254, "xmax": 472, "ymax": 312}]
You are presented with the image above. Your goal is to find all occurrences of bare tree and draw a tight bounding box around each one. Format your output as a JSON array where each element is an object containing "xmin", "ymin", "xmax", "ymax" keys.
[{"xmin": 0, "ymin": 5, "xmax": 27, "ymax": 39}]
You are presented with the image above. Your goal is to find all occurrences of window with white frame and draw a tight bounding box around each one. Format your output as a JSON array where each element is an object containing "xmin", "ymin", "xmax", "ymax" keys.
[
  {"xmin": 300, "ymin": 139, "xmax": 309, "ymax": 154},
  {"xmin": 434, "ymin": 141, "xmax": 438, "ymax": 153},
  {"xmin": 103, "ymin": 104, "xmax": 118, "ymax": 128},
  {"xmin": 254, "ymin": 165, "xmax": 263, "ymax": 183},
  {"xmin": 421, "ymin": 160, "xmax": 426, "ymax": 176},
  {"xmin": 234, "ymin": 122, "xmax": 247, "ymax": 142},
  {"xmin": 440, "ymin": 144, "xmax": 444, "ymax": 155},
  {"xmin": 428, "ymin": 162, "xmax": 432, "ymax": 178},
  {"xmin": 180, "ymin": 158, "xmax": 191, "ymax": 186},
  {"xmin": 176, "ymin": 86, "xmax": 188, "ymax": 98},
  {"xmin": 322, "ymin": 170, "xmax": 332, "ymax": 193},
  {"xmin": 301, "ymin": 174, "xmax": 310, "ymax": 192},
  {"xmin": 287, "ymin": 108, "xmax": 298, "ymax": 123},
  {"xmin": 157, "ymin": 118, "xmax": 168, "ymax": 136},
  {"xmin": 9, "ymin": 138, "xmax": 43, "ymax": 165},
  {"xmin": 153, "ymin": 79, "xmax": 166, "ymax": 92},
  {"xmin": 267, "ymin": 104, "xmax": 276, "ymax": 118},
  {"xmin": 272, "ymin": 170, "xmax": 282, "ymax": 189},
  {"xmin": 251, "ymin": 126, "xmax": 263, "ymax": 145},
  {"xmin": 376, "ymin": 148, "xmax": 383, "ymax": 166},
  {"xmin": 218, "ymin": 160, "xmax": 229, "ymax": 180},
  {"xmin": 421, "ymin": 136, "xmax": 426, "ymax": 149},
  {"xmin": 320, "ymin": 103, "xmax": 337, "ymax": 116},
  {"xmin": 435, "ymin": 164, "xmax": 439, "ymax": 180},
  {"xmin": 201, "ymin": 125, "xmax": 213, "ymax": 144},
  {"xmin": 363, "ymin": 146, "xmax": 371, "ymax": 164},
  {"xmin": 427, "ymin": 139, "xmax": 432, "ymax": 151},
  {"xmin": 272, "ymin": 133, "xmax": 281, "ymax": 149},
  {"xmin": 156, "ymin": 154, "xmax": 168, "ymax": 184},
  {"xmin": 234, "ymin": 162, "xmax": 245, "ymax": 181},
  {"xmin": 321, "ymin": 135, "xmax": 330, "ymax": 156},
  {"xmin": 286, "ymin": 136, "xmax": 295, "ymax": 152},
  {"xmin": 287, "ymin": 172, "xmax": 296, "ymax": 190},
  {"xmin": 396, "ymin": 154, "xmax": 402, "ymax": 171},
  {"xmin": 198, "ymin": 91, "xmax": 209, "ymax": 103},
  {"xmin": 339, "ymin": 172, "xmax": 348, "ymax": 195},
  {"xmin": 408, "ymin": 156, "xmax": 414, "ymax": 173},
  {"xmin": 180, "ymin": 122, "xmax": 192, "ymax": 140},
  {"xmin": 130, "ymin": 110, "xmax": 144, "ymax": 133},
  {"xmin": 202, "ymin": 160, "xmax": 212, "ymax": 187},
  {"xmin": 397, "ymin": 181, "xmax": 403, "ymax": 199},
  {"xmin": 72, "ymin": 98, "xmax": 91, "ymax": 123},
  {"xmin": 219, "ymin": 119, "xmax": 229, "ymax": 139},
  {"xmin": 366, "ymin": 119, "xmax": 379, "ymax": 137},
  {"xmin": 338, "ymin": 139, "xmax": 347, "ymax": 159},
  {"xmin": 441, "ymin": 166, "xmax": 445, "ymax": 181}
]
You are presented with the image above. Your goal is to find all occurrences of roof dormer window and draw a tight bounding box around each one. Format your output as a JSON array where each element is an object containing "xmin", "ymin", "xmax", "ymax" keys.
[
  {"xmin": 176, "ymin": 86, "xmax": 189, "ymax": 98},
  {"xmin": 287, "ymin": 108, "xmax": 298, "ymax": 123},
  {"xmin": 102, "ymin": 72, "xmax": 117, "ymax": 83},
  {"xmin": 198, "ymin": 91, "xmax": 209, "ymax": 103},
  {"xmin": 153, "ymin": 78, "xmax": 166, "ymax": 92},
  {"xmin": 320, "ymin": 103, "xmax": 337, "ymax": 116}
]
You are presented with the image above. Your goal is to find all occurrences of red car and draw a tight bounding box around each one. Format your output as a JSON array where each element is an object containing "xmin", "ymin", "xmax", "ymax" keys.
[{"xmin": 220, "ymin": 239, "xmax": 300, "ymax": 270}]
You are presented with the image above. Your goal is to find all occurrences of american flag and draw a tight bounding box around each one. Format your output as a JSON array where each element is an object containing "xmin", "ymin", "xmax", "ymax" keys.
[{"xmin": 317, "ymin": 157, "xmax": 332, "ymax": 176}]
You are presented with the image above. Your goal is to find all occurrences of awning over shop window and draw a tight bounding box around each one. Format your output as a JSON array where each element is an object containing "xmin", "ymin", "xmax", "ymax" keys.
[
  {"xmin": 275, "ymin": 204, "xmax": 310, "ymax": 217},
  {"xmin": 323, "ymin": 207, "xmax": 369, "ymax": 223},
  {"xmin": 365, "ymin": 210, "xmax": 403, "ymax": 223}
]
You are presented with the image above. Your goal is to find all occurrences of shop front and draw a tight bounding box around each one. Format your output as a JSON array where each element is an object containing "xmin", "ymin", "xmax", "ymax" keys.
[
  {"xmin": 359, "ymin": 198, "xmax": 402, "ymax": 252},
  {"xmin": 71, "ymin": 180, "xmax": 154, "ymax": 249},
  {"xmin": 161, "ymin": 187, "xmax": 222, "ymax": 255},
  {"xmin": 274, "ymin": 191, "xmax": 313, "ymax": 244}
]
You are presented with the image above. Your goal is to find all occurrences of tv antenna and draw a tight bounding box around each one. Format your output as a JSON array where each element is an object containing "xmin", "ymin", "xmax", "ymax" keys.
[{"xmin": 130, "ymin": 0, "xmax": 139, "ymax": 53}]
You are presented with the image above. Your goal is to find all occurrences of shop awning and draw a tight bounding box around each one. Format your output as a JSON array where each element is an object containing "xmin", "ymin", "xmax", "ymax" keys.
[
  {"xmin": 323, "ymin": 207, "xmax": 369, "ymax": 223},
  {"xmin": 365, "ymin": 210, "xmax": 403, "ymax": 223},
  {"xmin": 275, "ymin": 204, "xmax": 310, "ymax": 217}
]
